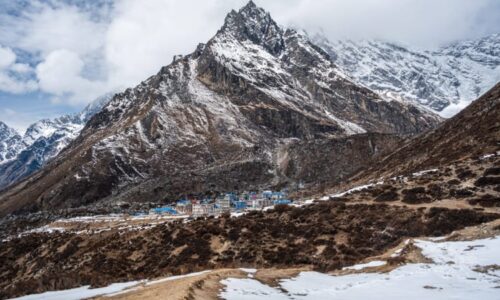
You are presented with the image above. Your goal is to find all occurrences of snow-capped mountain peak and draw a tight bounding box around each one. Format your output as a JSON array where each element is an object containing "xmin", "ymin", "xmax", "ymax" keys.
[
  {"xmin": 222, "ymin": 1, "xmax": 285, "ymax": 56},
  {"xmin": 0, "ymin": 122, "xmax": 24, "ymax": 163},
  {"xmin": 0, "ymin": 94, "xmax": 113, "ymax": 189},
  {"xmin": 313, "ymin": 33, "xmax": 500, "ymax": 116}
]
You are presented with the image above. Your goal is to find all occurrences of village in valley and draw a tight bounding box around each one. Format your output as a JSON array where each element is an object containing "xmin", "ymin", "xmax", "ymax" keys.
[{"xmin": 150, "ymin": 191, "xmax": 293, "ymax": 218}]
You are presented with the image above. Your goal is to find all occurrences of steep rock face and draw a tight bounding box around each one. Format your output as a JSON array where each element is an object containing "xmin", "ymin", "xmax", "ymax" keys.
[
  {"xmin": 314, "ymin": 34, "xmax": 500, "ymax": 114},
  {"xmin": 0, "ymin": 122, "xmax": 23, "ymax": 163},
  {"xmin": 0, "ymin": 2, "xmax": 440, "ymax": 216},
  {"xmin": 0, "ymin": 94, "xmax": 113, "ymax": 189},
  {"xmin": 277, "ymin": 133, "xmax": 402, "ymax": 187}
]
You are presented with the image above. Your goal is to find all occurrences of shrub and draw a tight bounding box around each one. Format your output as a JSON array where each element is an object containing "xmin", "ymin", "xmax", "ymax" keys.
[
  {"xmin": 484, "ymin": 167, "xmax": 500, "ymax": 176},
  {"xmin": 474, "ymin": 176, "xmax": 500, "ymax": 187},
  {"xmin": 375, "ymin": 191, "xmax": 399, "ymax": 202}
]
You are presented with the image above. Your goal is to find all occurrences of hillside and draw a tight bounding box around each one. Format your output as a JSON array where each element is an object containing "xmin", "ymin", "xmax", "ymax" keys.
[{"xmin": 353, "ymin": 82, "xmax": 500, "ymax": 181}]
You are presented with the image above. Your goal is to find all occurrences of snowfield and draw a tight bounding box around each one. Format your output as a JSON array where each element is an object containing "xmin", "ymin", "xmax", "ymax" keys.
[{"xmin": 220, "ymin": 236, "xmax": 500, "ymax": 300}]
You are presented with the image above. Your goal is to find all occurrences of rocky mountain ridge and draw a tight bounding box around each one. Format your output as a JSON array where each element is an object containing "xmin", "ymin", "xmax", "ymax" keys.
[{"xmin": 314, "ymin": 33, "xmax": 500, "ymax": 115}]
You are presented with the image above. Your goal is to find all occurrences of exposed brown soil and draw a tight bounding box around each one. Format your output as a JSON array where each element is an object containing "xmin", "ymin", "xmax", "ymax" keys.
[{"xmin": 93, "ymin": 269, "xmax": 246, "ymax": 300}]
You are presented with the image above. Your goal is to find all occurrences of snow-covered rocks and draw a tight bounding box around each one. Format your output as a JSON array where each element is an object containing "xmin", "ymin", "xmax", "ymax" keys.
[
  {"xmin": 314, "ymin": 33, "xmax": 500, "ymax": 116},
  {"xmin": 0, "ymin": 94, "xmax": 113, "ymax": 189},
  {"xmin": 0, "ymin": 121, "xmax": 24, "ymax": 163}
]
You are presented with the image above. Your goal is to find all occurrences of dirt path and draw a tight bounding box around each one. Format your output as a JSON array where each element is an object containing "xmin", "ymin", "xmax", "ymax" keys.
[
  {"xmin": 92, "ymin": 269, "xmax": 245, "ymax": 300},
  {"xmin": 92, "ymin": 267, "xmax": 311, "ymax": 300}
]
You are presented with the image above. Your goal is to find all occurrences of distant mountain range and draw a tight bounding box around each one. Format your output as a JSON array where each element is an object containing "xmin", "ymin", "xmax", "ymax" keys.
[
  {"xmin": 0, "ymin": 94, "xmax": 112, "ymax": 189},
  {"xmin": 313, "ymin": 33, "xmax": 500, "ymax": 115}
]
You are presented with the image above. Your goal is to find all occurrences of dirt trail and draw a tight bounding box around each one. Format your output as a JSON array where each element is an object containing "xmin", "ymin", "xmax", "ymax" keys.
[{"xmin": 92, "ymin": 268, "xmax": 310, "ymax": 300}]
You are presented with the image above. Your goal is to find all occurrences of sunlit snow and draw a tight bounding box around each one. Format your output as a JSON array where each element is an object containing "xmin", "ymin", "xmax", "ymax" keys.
[{"xmin": 220, "ymin": 236, "xmax": 500, "ymax": 300}]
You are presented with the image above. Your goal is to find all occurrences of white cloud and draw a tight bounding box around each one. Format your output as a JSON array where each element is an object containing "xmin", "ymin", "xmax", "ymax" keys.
[
  {"xmin": 263, "ymin": 0, "xmax": 499, "ymax": 48},
  {"xmin": 1, "ymin": 2, "xmax": 108, "ymax": 57},
  {"xmin": 36, "ymin": 49, "xmax": 107, "ymax": 105},
  {"xmin": 10, "ymin": 63, "xmax": 31, "ymax": 74},
  {"xmin": 439, "ymin": 101, "xmax": 470, "ymax": 118},
  {"xmin": 0, "ymin": 0, "xmax": 498, "ymax": 107},
  {"xmin": 0, "ymin": 73, "xmax": 37, "ymax": 94},
  {"xmin": 0, "ymin": 46, "xmax": 16, "ymax": 69},
  {"xmin": 0, "ymin": 45, "xmax": 37, "ymax": 94},
  {"xmin": 104, "ymin": 0, "xmax": 236, "ymax": 89}
]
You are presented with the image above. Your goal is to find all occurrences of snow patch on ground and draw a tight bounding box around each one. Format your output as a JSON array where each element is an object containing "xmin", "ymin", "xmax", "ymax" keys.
[
  {"xmin": 220, "ymin": 236, "xmax": 500, "ymax": 300},
  {"xmin": 342, "ymin": 260, "xmax": 386, "ymax": 271},
  {"xmin": 320, "ymin": 183, "xmax": 377, "ymax": 201},
  {"xmin": 12, "ymin": 271, "xmax": 213, "ymax": 300},
  {"xmin": 11, "ymin": 281, "xmax": 141, "ymax": 300},
  {"xmin": 412, "ymin": 169, "xmax": 439, "ymax": 177}
]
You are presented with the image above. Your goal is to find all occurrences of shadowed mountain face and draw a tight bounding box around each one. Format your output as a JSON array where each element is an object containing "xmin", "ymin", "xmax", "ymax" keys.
[{"xmin": 0, "ymin": 2, "xmax": 441, "ymax": 216}]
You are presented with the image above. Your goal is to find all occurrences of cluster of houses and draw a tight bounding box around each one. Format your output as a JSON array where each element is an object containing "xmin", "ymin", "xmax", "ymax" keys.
[{"xmin": 150, "ymin": 191, "xmax": 292, "ymax": 218}]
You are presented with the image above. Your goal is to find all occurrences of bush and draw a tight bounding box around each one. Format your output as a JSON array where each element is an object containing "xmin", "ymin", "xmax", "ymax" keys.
[
  {"xmin": 427, "ymin": 184, "xmax": 444, "ymax": 199},
  {"xmin": 227, "ymin": 228, "xmax": 240, "ymax": 241},
  {"xmin": 484, "ymin": 167, "xmax": 500, "ymax": 176},
  {"xmin": 449, "ymin": 188, "xmax": 474, "ymax": 198},
  {"xmin": 273, "ymin": 204, "xmax": 290, "ymax": 214},
  {"xmin": 468, "ymin": 195, "xmax": 500, "ymax": 207},
  {"xmin": 474, "ymin": 176, "xmax": 500, "ymax": 187},
  {"xmin": 375, "ymin": 191, "xmax": 399, "ymax": 202},
  {"xmin": 457, "ymin": 170, "xmax": 474, "ymax": 180},
  {"xmin": 402, "ymin": 187, "xmax": 432, "ymax": 204}
]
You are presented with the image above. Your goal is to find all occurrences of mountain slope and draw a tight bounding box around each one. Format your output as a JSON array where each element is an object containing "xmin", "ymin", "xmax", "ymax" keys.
[
  {"xmin": 353, "ymin": 82, "xmax": 500, "ymax": 181},
  {"xmin": 0, "ymin": 1, "xmax": 440, "ymax": 216},
  {"xmin": 314, "ymin": 34, "xmax": 500, "ymax": 115},
  {"xmin": 0, "ymin": 94, "xmax": 113, "ymax": 190}
]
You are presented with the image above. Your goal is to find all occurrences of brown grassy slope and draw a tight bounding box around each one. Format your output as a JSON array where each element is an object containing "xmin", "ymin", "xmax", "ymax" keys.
[
  {"xmin": 0, "ymin": 203, "xmax": 497, "ymax": 299},
  {"xmin": 355, "ymin": 82, "xmax": 500, "ymax": 180}
]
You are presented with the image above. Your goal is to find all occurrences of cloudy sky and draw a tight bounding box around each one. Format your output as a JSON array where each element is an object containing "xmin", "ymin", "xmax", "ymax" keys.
[{"xmin": 0, "ymin": 0, "xmax": 498, "ymax": 132}]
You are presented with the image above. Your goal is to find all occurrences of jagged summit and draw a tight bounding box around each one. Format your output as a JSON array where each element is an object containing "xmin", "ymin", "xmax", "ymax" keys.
[
  {"xmin": 221, "ymin": 1, "xmax": 284, "ymax": 55},
  {"xmin": 0, "ymin": 121, "xmax": 18, "ymax": 137}
]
